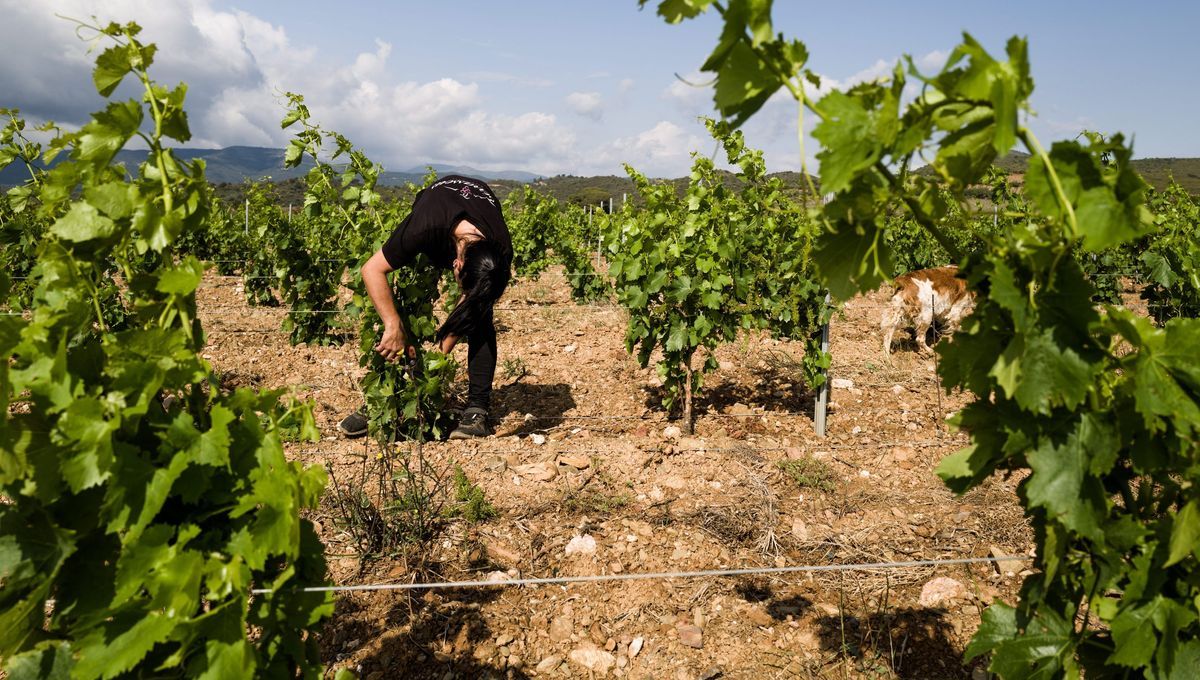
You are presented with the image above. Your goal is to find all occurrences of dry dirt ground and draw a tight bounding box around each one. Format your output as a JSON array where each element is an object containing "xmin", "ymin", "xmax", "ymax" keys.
[{"xmin": 197, "ymin": 266, "xmax": 1034, "ymax": 680}]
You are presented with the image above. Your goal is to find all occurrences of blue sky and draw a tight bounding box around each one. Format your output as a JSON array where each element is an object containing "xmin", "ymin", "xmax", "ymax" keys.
[{"xmin": 1, "ymin": 1, "xmax": 1196, "ymax": 178}]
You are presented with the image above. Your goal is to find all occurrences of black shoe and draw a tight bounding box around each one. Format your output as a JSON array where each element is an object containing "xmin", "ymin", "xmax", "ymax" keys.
[
  {"xmin": 337, "ymin": 409, "xmax": 368, "ymax": 438},
  {"xmin": 450, "ymin": 407, "xmax": 491, "ymax": 440}
]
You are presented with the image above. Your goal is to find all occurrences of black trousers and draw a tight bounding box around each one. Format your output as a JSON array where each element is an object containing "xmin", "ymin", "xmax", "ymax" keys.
[{"xmin": 465, "ymin": 317, "xmax": 496, "ymax": 411}]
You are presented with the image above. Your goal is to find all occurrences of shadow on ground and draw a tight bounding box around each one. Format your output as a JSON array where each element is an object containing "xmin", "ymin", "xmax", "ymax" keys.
[
  {"xmin": 811, "ymin": 606, "xmax": 973, "ymax": 680},
  {"xmin": 731, "ymin": 580, "xmax": 976, "ymax": 680},
  {"xmin": 491, "ymin": 381, "xmax": 577, "ymax": 437},
  {"xmin": 324, "ymin": 582, "xmax": 533, "ymax": 680}
]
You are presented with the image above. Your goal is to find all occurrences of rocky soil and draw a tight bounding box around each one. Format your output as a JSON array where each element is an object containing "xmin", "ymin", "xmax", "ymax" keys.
[{"xmin": 197, "ymin": 266, "xmax": 1035, "ymax": 680}]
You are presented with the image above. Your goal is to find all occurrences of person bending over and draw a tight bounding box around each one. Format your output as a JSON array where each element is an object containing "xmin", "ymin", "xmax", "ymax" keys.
[{"xmin": 338, "ymin": 175, "xmax": 512, "ymax": 440}]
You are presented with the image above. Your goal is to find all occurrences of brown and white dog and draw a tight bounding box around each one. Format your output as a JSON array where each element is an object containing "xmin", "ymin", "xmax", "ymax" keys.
[{"xmin": 881, "ymin": 266, "xmax": 974, "ymax": 354}]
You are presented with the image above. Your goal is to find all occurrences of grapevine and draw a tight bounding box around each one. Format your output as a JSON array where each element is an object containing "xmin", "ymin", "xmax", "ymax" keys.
[
  {"xmin": 0, "ymin": 21, "xmax": 332, "ymax": 678},
  {"xmin": 643, "ymin": 1, "xmax": 1200, "ymax": 677},
  {"xmin": 609, "ymin": 118, "xmax": 827, "ymax": 433}
]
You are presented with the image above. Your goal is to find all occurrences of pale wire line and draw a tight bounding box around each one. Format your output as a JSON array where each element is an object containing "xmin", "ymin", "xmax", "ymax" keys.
[
  {"xmin": 249, "ymin": 555, "xmax": 1027, "ymax": 595},
  {"xmin": 307, "ymin": 439, "xmax": 962, "ymax": 460}
]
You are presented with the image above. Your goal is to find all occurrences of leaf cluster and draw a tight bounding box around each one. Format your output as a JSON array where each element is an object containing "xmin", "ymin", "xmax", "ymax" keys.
[
  {"xmin": 1139, "ymin": 181, "xmax": 1200, "ymax": 322},
  {"xmin": 609, "ymin": 118, "xmax": 829, "ymax": 426},
  {"xmin": 646, "ymin": 2, "xmax": 1200, "ymax": 676},
  {"xmin": 0, "ymin": 21, "xmax": 331, "ymax": 677}
]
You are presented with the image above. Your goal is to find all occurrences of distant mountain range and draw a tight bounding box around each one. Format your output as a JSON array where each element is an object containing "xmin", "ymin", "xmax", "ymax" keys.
[
  {"xmin": 2, "ymin": 145, "xmax": 1198, "ymax": 196},
  {"xmin": 0, "ymin": 145, "xmax": 542, "ymax": 186}
]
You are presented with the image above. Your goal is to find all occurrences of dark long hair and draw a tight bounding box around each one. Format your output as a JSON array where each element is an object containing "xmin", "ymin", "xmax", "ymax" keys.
[{"xmin": 436, "ymin": 239, "xmax": 510, "ymax": 342}]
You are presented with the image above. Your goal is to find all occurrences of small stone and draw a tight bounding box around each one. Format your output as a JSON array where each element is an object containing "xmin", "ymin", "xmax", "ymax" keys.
[
  {"xmin": 991, "ymin": 546, "xmax": 1024, "ymax": 575},
  {"xmin": 790, "ymin": 519, "xmax": 809, "ymax": 541},
  {"xmin": 565, "ymin": 534, "xmax": 597, "ymax": 556},
  {"xmin": 890, "ymin": 446, "xmax": 916, "ymax": 470},
  {"xmin": 496, "ymin": 633, "xmax": 514, "ymax": 647},
  {"xmin": 891, "ymin": 384, "xmax": 905, "ymax": 395},
  {"xmin": 693, "ymin": 607, "xmax": 706, "ymax": 629},
  {"xmin": 485, "ymin": 455, "xmax": 507, "ymax": 472},
  {"xmin": 605, "ymin": 637, "xmax": 616, "ymax": 652},
  {"xmin": 564, "ymin": 344, "xmax": 577, "ymax": 353},
  {"xmin": 661, "ymin": 476, "xmax": 686, "ymax": 490},
  {"xmin": 485, "ymin": 570, "xmax": 511, "ymax": 582},
  {"xmin": 629, "ymin": 636, "xmax": 644, "ymax": 657},
  {"xmin": 530, "ymin": 433, "xmax": 547, "ymax": 445},
  {"xmin": 549, "ymin": 615, "xmax": 573, "ymax": 643},
  {"xmin": 727, "ymin": 402, "xmax": 754, "ymax": 417},
  {"xmin": 557, "ymin": 453, "xmax": 590, "ymax": 469},
  {"xmin": 535, "ymin": 655, "xmax": 563, "ymax": 674},
  {"xmin": 831, "ymin": 378, "xmax": 854, "ymax": 390},
  {"xmin": 568, "ymin": 643, "xmax": 615, "ymax": 674},
  {"xmin": 663, "ymin": 425, "xmax": 682, "ymax": 439},
  {"xmin": 851, "ymin": 426, "xmax": 862, "ymax": 435},
  {"xmin": 473, "ymin": 641, "xmax": 497, "ymax": 660},
  {"xmin": 699, "ymin": 666, "xmax": 723, "ymax": 680},
  {"xmin": 919, "ymin": 577, "xmax": 967, "ymax": 608},
  {"xmin": 514, "ymin": 462, "xmax": 556, "ymax": 482},
  {"xmin": 745, "ymin": 605, "xmax": 774, "ymax": 627},
  {"xmin": 677, "ymin": 623, "xmax": 703, "ymax": 649},
  {"xmin": 815, "ymin": 603, "xmax": 841, "ymax": 617}
]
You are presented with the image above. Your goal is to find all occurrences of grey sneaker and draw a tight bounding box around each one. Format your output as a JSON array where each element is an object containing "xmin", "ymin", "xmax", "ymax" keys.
[
  {"xmin": 450, "ymin": 407, "xmax": 491, "ymax": 440},
  {"xmin": 337, "ymin": 409, "xmax": 368, "ymax": 438}
]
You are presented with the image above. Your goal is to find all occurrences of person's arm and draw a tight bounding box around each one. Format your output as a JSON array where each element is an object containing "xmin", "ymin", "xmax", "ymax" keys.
[
  {"xmin": 438, "ymin": 333, "xmax": 460, "ymax": 354},
  {"xmin": 362, "ymin": 250, "xmax": 414, "ymax": 361}
]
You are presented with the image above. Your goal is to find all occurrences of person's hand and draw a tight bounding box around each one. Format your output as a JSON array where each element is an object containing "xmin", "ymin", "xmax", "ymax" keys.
[{"xmin": 375, "ymin": 324, "xmax": 415, "ymax": 363}]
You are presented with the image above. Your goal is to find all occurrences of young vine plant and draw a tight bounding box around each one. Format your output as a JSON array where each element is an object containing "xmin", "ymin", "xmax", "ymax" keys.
[
  {"xmin": 609, "ymin": 118, "xmax": 827, "ymax": 434},
  {"xmin": 278, "ymin": 101, "xmax": 458, "ymax": 443}
]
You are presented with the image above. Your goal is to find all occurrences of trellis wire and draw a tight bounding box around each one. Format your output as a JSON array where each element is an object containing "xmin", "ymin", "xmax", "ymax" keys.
[{"xmin": 249, "ymin": 555, "xmax": 1026, "ymax": 595}]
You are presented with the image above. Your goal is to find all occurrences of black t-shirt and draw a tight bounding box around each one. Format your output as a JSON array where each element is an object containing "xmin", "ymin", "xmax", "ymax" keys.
[{"xmin": 380, "ymin": 175, "xmax": 513, "ymax": 271}]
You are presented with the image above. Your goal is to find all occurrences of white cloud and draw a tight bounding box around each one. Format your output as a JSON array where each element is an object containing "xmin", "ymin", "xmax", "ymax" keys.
[
  {"xmin": 914, "ymin": 49, "xmax": 950, "ymax": 74},
  {"xmin": 3, "ymin": 3, "xmax": 959, "ymax": 178},
  {"xmin": 0, "ymin": 0, "xmax": 585, "ymax": 174},
  {"xmin": 583, "ymin": 121, "xmax": 707, "ymax": 177},
  {"xmin": 459, "ymin": 71, "xmax": 554, "ymax": 87},
  {"xmin": 566, "ymin": 91, "xmax": 603, "ymax": 120}
]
